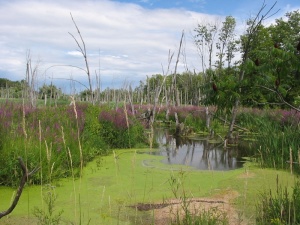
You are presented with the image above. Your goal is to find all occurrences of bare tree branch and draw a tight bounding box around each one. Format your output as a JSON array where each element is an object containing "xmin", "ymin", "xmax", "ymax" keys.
[
  {"xmin": 0, "ymin": 157, "xmax": 39, "ymax": 219},
  {"xmin": 69, "ymin": 12, "xmax": 94, "ymax": 104},
  {"xmin": 44, "ymin": 64, "xmax": 87, "ymax": 74},
  {"xmin": 258, "ymin": 85, "xmax": 300, "ymax": 112},
  {"xmin": 226, "ymin": 1, "xmax": 279, "ymax": 139}
]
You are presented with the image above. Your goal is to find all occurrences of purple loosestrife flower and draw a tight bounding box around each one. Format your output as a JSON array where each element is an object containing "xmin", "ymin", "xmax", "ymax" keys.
[
  {"xmin": 99, "ymin": 108, "xmax": 133, "ymax": 130},
  {"xmin": 280, "ymin": 110, "xmax": 300, "ymax": 127},
  {"xmin": 99, "ymin": 110, "xmax": 113, "ymax": 123},
  {"xmin": 114, "ymin": 113, "xmax": 127, "ymax": 129}
]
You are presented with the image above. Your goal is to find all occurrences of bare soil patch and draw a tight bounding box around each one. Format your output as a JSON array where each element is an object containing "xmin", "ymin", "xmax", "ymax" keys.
[{"xmin": 130, "ymin": 189, "xmax": 248, "ymax": 225}]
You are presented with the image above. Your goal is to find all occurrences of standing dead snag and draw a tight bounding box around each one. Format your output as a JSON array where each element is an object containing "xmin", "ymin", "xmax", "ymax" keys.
[
  {"xmin": 0, "ymin": 157, "xmax": 39, "ymax": 219},
  {"xmin": 69, "ymin": 13, "xmax": 94, "ymax": 104}
]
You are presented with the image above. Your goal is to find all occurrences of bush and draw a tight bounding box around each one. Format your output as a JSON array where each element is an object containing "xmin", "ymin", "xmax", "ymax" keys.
[{"xmin": 98, "ymin": 107, "xmax": 147, "ymax": 148}]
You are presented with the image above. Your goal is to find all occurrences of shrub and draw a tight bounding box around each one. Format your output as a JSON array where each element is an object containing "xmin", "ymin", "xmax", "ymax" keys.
[{"xmin": 98, "ymin": 107, "xmax": 147, "ymax": 148}]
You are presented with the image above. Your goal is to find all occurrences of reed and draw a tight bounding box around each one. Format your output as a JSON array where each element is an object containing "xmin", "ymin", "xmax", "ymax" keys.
[
  {"xmin": 168, "ymin": 171, "xmax": 229, "ymax": 225},
  {"xmin": 256, "ymin": 177, "xmax": 300, "ymax": 224},
  {"xmin": 237, "ymin": 109, "xmax": 300, "ymax": 174}
]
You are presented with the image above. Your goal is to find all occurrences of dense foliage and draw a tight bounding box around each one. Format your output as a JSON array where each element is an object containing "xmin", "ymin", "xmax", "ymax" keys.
[
  {"xmin": 237, "ymin": 108, "xmax": 300, "ymax": 174},
  {"xmin": 0, "ymin": 102, "xmax": 148, "ymax": 186},
  {"xmin": 200, "ymin": 10, "xmax": 300, "ymax": 112}
]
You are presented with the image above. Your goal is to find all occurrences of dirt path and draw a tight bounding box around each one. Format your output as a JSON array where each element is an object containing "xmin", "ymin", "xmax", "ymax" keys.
[{"xmin": 131, "ymin": 189, "xmax": 249, "ymax": 225}]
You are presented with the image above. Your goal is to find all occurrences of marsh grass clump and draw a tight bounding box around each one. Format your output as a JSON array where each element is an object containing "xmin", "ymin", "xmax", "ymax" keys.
[
  {"xmin": 256, "ymin": 179, "xmax": 300, "ymax": 225},
  {"xmin": 168, "ymin": 171, "xmax": 229, "ymax": 225},
  {"xmin": 236, "ymin": 108, "xmax": 300, "ymax": 174},
  {"xmin": 0, "ymin": 102, "xmax": 90, "ymax": 186},
  {"xmin": 172, "ymin": 207, "xmax": 229, "ymax": 225},
  {"xmin": 0, "ymin": 102, "xmax": 148, "ymax": 186}
]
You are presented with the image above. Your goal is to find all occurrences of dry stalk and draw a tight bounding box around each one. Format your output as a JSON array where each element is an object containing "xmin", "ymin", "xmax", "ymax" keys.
[
  {"xmin": 123, "ymin": 100, "xmax": 131, "ymax": 148},
  {"xmin": 22, "ymin": 99, "xmax": 27, "ymax": 139},
  {"xmin": 290, "ymin": 147, "xmax": 293, "ymax": 175},
  {"xmin": 70, "ymin": 96, "xmax": 83, "ymax": 179},
  {"xmin": 39, "ymin": 120, "xmax": 43, "ymax": 206},
  {"xmin": 69, "ymin": 96, "xmax": 83, "ymax": 222}
]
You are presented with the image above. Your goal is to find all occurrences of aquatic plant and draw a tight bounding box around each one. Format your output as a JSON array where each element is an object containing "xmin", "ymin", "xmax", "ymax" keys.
[
  {"xmin": 236, "ymin": 108, "xmax": 300, "ymax": 174},
  {"xmin": 256, "ymin": 178, "xmax": 300, "ymax": 225}
]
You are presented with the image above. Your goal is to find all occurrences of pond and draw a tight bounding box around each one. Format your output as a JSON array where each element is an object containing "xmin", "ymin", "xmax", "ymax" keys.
[{"xmin": 149, "ymin": 128, "xmax": 245, "ymax": 171}]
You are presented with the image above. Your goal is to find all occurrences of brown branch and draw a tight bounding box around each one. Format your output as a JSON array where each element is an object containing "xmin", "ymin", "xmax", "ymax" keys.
[
  {"xmin": 257, "ymin": 85, "xmax": 300, "ymax": 112},
  {"xmin": 0, "ymin": 157, "xmax": 39, "ymax": 219}
]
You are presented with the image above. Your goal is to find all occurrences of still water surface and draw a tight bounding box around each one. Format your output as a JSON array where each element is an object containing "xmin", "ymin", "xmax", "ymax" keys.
[{"xmin": 151, "ymin": 128, "xmax": 244, "ymax": 171}]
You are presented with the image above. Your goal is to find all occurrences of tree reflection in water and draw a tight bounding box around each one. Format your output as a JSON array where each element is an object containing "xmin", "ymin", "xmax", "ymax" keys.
[{"xmin": 152, "ymin": 128, "xmax": 244, "ymax": 171}]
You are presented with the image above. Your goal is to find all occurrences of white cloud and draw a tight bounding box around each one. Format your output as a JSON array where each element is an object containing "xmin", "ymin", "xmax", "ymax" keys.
[
  {"xmin": 0, "ymin": 0, "xmax": 220, "ymax": 91},
  {"xmin": 67, "ymin": 51, "xmax": 83, "ymax": 57}
]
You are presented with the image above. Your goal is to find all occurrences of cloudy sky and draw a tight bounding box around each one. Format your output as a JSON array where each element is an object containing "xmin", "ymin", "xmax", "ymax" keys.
[{"xmin": 0, "ymin": 0, "xmax": 299, "ymax": 93}]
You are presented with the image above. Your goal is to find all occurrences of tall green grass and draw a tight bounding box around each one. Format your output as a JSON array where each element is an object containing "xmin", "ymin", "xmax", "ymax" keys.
[
  {"xmin": 256, "ymin": 178, "xmax": 300, "ymax": 225},
  {"xmin": 0, "ymin": 102, "xmax": 148, "ymax": 186},
  {"xmin": 237, "ymin": 109, "xmax": 300, "ymax": 174}
]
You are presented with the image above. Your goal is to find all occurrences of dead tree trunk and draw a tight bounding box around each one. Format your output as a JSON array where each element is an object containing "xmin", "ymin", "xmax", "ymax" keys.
[{"xmin": 69, "ymin": 13, "xmax": 94, "ymax": 104}]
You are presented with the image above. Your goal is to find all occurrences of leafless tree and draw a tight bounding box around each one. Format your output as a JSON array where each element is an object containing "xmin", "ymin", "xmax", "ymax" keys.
[
  {"xmin": 171, "ymin": 30, "xmax": 185, "ymax": 107},
  {"xmin": 25, "ymin": 51, "xmax": 39, "ymax": 108},
  {"xmin": 69, "ymin": 13, "xmax": 94, "ymax": 104}
]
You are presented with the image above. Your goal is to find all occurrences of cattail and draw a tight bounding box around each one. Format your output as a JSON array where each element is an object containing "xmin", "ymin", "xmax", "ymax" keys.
[
  {"xmin": 255, "ymin": 59, "xmax": 260, "ymax": 66},
  {"xmin": 212, "ymin": 83, "xmax": 218, "ymax": 92}
]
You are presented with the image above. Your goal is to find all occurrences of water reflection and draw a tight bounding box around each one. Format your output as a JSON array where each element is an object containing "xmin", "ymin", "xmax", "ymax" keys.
[{"xmin": 152, "ymin": 128, "xmax": 244, "ymax": 170}]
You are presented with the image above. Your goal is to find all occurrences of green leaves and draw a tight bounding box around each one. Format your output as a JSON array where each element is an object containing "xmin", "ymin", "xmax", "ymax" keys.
[{"xmin": 201, "ymin": 69, "xmax": 240, "ymax": 115}]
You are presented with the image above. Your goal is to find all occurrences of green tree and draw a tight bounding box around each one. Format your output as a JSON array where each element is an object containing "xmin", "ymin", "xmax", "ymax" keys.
[
  {"xmin": 0, "ymin": 78, "xmax": 26, "ymax": 98},
  {"xmin": 216, "ymin": 16, "xmax": 237, "ymax": 70},
  {"xmin": 250, "ymin": 10, "xmax": 300, "ymax": 109},
  {"xmin": 194, "ymin": 22, "xmax": 218, "ymax": 72},
  {"xmin": 197, "ymin": 2, "xmax": 280, "ymax": 139},
  {"xmin": 39, "ymin": 84, "xmax": 62, "ymax": 100}
]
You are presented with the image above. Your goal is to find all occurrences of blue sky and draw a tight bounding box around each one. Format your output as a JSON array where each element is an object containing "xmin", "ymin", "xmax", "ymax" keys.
[
  {"xmin": 0, "ymin": 0, "xmax": 299, "ymax": 94},
  {"xmin": 114, "ymin": 0, "xmax": 298, "ymax": 16}
]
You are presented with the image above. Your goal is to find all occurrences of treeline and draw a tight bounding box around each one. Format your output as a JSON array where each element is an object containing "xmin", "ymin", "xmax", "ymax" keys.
[{"xmin": 0, "ymin": 78, "xmax": 25, "ymax": 98}]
